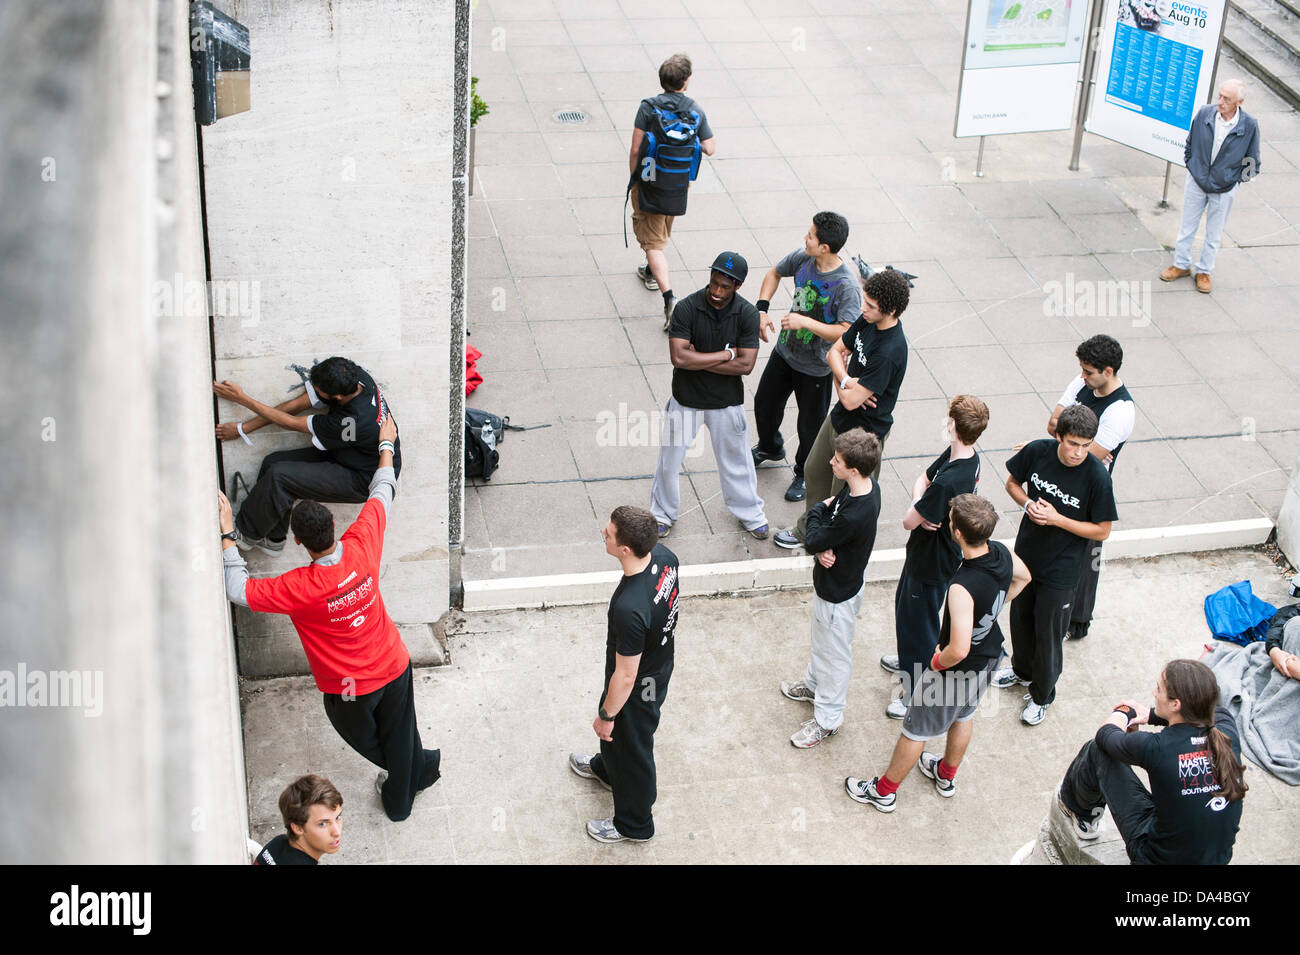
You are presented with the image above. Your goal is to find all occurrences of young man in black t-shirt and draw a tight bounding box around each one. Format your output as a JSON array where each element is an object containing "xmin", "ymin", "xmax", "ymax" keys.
[
  {"xmin": 570, "ymin": 506, "xmax": 680, "ymax": 843},
  {"xmin": 215, "ymin": 356, "xmax": 401, "ymax": 555},
  {"xmin": 847, "ymin": 495, "xmax": 1030, "ymax": 811},
  {"xmin": 994, "ymin": 405, "xmax": 1118, "ymax": 726},
  {"xmin": 775, "ymin": 268, "xmax": 910, "ymax": 549},
  {"xmin": 780, "ymin": 430, "xmax": 882, "ymax": 748},
  {"xmin": 881, "ymin": 395, "xmax": 989, "ymax": 719},
  {"xmin": 253, "ymin": 774, "xmax": 343, "ymax": 865},
  {"xmin": 650, "ymin": 252, "xmax": 769, "ymax": 540},
  {"xmin": 629, "ymin": 53, "xmax": 717, "ymax": 329},
  {"xmin": 1046, "ymin": 335, "xmax": 1135, "ymax": 641}
]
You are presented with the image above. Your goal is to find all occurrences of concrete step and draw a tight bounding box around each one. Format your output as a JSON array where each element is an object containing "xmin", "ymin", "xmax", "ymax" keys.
[
  {"xmin": 1225, "ymin": 1, "xmax": 1300, "ymax": 111},
  {"xmin": 1016, "ymin": 790, "xmax": 1130, "ymax": 865}
]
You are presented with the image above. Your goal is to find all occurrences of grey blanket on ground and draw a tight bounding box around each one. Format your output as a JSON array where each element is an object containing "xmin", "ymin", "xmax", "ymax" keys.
[{"xmin": 1206, "ymin": 616, "xmax": 1300, "ymax": 785}]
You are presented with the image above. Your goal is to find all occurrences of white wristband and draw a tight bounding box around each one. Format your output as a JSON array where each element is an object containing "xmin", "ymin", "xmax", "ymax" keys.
[
  {"xmin": 840, "ymin": 375, "xmax": 852, "ymax": 390},
  {"xmin": 725, "ymin": 346, "xmax": 735, "ymax": 362},
  {"xmin": 236, "ymin": 422, "xmax": 253, "ymax": 446}
]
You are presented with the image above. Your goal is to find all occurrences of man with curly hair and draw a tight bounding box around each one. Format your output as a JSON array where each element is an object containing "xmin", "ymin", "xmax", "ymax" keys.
[{"xmin": 775, "ymin": 268, "xmax": 910, "ymax": 549}]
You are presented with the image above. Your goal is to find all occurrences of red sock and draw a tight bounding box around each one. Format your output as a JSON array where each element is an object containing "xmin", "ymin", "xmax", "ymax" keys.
[
  {"xmin": 876, "ymin": 774, "xmax": 901, "ymax": 796},
  {"xmin": 937, "ymin": 759, "xmax": 958, "ymax": 781}
]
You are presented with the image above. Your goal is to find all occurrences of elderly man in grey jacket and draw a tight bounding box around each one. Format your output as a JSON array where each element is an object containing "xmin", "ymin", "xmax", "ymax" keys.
[{"xmin": 1161, "ymin": 79, "xmax": 1261, "ymax": 294}]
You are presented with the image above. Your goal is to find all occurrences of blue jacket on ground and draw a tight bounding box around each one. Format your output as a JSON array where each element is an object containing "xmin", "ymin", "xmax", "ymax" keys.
[{"xmin": 1184, "ymin": 103, "xmax": 1261, "ymax": 194}]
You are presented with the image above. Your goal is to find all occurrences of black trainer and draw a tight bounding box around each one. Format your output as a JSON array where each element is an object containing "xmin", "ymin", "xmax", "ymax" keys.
[
  {"xmin": 751, "ymin": 445, "xmax": 785, "ymax": 467},
  {"xmin": 784, "ymin": 475, "xmax": 806, "ymax": 501}
]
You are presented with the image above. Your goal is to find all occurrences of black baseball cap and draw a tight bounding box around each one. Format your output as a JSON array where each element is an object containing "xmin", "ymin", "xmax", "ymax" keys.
[{"xmin": 710, "ymin": 251, "xmax": 748, "ymax": 284}]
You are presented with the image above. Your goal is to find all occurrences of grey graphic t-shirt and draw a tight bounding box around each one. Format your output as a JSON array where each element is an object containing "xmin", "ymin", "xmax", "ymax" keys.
[{"xmin": 772, "ymin": 250, "xmax": 863, "ymax": 377}]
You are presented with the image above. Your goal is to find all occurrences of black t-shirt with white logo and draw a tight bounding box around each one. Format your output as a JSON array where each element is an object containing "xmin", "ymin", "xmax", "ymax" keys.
[
  {"xmin": 829, "ymin": 318, "xmax": 908, "ymax": 437},
  {"xmin": 1005, "ymin": 439, "xmax": 1118, "ymax": 589},
  {"xmin": 669, "ymin": 289, "xmax": 761, "ymax": 410},
  {"xmin": 307, "ymin": 367, "xmax": 402, "ymax": 475},
  {"xmin": 939, "ymin": 540, "xmax": 1013, "ymax": 672},
  {"xmin": 252, "ymin": 834, "xmax": 317, "ymax": 865},
  {"xmin": 1095, "ymin": 708, "xmax": 1243, "ymax": 865},
  {"xmin": 905, "ymin": 448, "xmax": 981, "ymax": 585},
  {"xmin": 805, "ymin": 481, "xmax": 882, "ymax": 603},
  {"xmin": 605, "ymin": 544, "xmax": 679, "ymax": 682}
]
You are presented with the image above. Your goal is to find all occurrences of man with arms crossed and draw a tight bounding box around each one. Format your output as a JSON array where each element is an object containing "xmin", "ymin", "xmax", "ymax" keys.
[
  {"xmin": 847, "ymin": 495, "xmax": 1030, "ymax": 811},
  {"xmin": 775, "ymin": 269, "xmax": 909, "ymax": 548},
  {"xmin": 779, "ymin": 430, "xmax": 882, "ymax": 748},
  {"xmin": 652, "ymin": 252, "xmax": 768, "ymax": 539},
  {"xmin": 570, "ymin": 506, "xmax": 680, "ymax": 843},
  {"xmin": 881, "ymin": 395, "xmax": 989, "ymax": 719},
  {"xmin": 751, "ymin": 211, "xmax": 862, "ymax": 502},
  {"xmin": 1046, "ymin": 334, "xmax": 1134, "ymax": 641},
  {"xmin": 220, "ymin": 413, "xmax": 441, "ymax": 822},
  {"xmin": 993, "ymin": 405, "xmax": 1118, "ymax": 726}
]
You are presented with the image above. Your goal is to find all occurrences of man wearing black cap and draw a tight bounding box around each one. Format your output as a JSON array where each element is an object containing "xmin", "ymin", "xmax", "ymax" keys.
[{"xmin": 651, "ymin": 252, "xmax": 769, "ymax": 540}]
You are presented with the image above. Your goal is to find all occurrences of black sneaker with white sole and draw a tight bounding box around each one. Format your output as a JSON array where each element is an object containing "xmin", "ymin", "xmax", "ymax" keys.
[{"xmin": 844, "ymin": 776, "xmax": 897, "ymax": 812}]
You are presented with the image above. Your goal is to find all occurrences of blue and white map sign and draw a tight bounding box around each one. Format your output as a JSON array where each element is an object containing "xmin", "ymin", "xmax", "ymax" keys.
[{"xmin": 1085, "ymin": 0, "xmax": 1227, "ymax": 163}]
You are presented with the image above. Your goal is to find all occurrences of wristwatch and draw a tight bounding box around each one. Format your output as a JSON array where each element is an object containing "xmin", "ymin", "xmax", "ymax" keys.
[
  {"xmin": 598, "ymin": 706, "xmax": 616, "ymax": 722},
  {"xmin": 221, "ymin": 531, "xmax": 238, "ymax": 542}
]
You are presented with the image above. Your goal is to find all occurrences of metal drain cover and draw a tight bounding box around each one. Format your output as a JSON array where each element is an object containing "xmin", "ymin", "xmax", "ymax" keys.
[{"xmin": 553, "ymin": 108, "xmax": 589, "ymax": 125}]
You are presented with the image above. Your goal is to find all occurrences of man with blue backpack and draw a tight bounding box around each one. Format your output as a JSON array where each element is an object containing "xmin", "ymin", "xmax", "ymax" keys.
[{"xmin": 629, "ymin": 53, "xmax": 716, "ymax": 331}]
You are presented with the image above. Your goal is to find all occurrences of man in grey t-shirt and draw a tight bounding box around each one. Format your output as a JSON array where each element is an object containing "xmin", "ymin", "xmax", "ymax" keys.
[{"xmin": 752, "ymin": 212, "xmax": 862, "ymax": 502}]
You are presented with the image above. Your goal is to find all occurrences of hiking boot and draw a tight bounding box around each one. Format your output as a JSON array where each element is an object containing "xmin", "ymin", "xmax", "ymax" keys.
[
  {"xmin": 884, "ymin": 697, "xmax": 908, "ymax": 720},
  {"xmin": 917, "ymin": 753, "xmax": 956, "ymax": 798},
  {"xmin": 586, "ymin": 817, "xmax": 650, "ymax": 843},
  {"xmin": 784, "ymin": 475, "xmax": 806, "ymax": 502},
  {"xmin": 844, "ymin": 776, "xmax": 897, "ymax": 812},
  {"xmin": 1056, "ymin": 785, "xmax": 1103, "ymax": 840},
  {"xmin": 662, "ymin": 292, "xmax": 676, "ymax": 331},
  {"xmin": 637, "ymin": 263, "xmax": 659, "ymax": 291},
  {"xmin": 991, "ymin": 667, "xmax": 1031, "ymax": 689},
  {"xmin": 751, "ymin": 445, "xmax": 785, "ymax": 467},
  {"xmin": 790, "ymin": 718, "xmax": 838, "ymax": 748},
  {"xmin": 657, "ymin": 522, "xmax": 671, "ymax": 538},
  {"xmin": 879, "ymin": 654, "xmax": 901, "ymax": 674},
  {"xmin": 568, "ymin": 753, "xmax": 613, "ymax": 792},
  {"xmin": 1195, "ymin": 272, "xmax": 1212, "ymax": 293},
  {"xmin": 780, "ymin": 680, "xmax": 816, "ymax": 703},
  {"xmin": 773, "ymin": 529, "xmax": 803, "ymax": 550},
  {"xmin": 1021, "ymin": 696, "xmax": 1049, "ymax": 726},
  {"xmin": 1159, "ymin": 265, "xmax": 1190, "ymax": 282},
  {"xmin": 745, "ymin": 522, "xmax": 770, "ymax": 541}
]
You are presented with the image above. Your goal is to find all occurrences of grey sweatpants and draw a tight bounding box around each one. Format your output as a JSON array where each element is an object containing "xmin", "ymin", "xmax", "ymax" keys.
[
  {"xmin": 804, "ymin": 589, "xmax": 865, "ymax": 731},
  {"xmin": 651, "ymin": 396, "xmax": 767, "ymax": 530}
]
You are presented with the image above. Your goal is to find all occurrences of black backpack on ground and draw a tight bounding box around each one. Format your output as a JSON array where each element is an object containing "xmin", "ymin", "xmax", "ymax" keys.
[{"xmin": 464, "ymin": 408, "xmax": 549, "ymax": 481}]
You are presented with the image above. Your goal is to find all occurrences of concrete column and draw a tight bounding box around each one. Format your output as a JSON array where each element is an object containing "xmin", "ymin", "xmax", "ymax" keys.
[{"xmin": 0, "ymin": 0, "xmax": 248, "ymax": 863}]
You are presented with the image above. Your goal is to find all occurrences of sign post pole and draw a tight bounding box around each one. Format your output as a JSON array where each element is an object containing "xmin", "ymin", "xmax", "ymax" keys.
[
  {"xmin": 1160, "ymin": 162, "xmax": 1173, "ymax": 207},
  {"xmin": 974, "ymin": 136, "xmax": 987, "ymax": 177},
  {"xmin": 1069, "ymin": 0, "xmax": 1107, "ymax": 171}
]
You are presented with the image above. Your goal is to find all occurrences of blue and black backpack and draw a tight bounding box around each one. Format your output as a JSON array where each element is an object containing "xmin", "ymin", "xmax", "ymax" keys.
[{"xmin": 624, "ymin": 101, "xmax": 703, "ymax": 242}]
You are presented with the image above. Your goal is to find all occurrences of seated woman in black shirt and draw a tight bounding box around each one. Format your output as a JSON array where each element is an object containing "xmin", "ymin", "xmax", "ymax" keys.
[{"xmin": 1056, "ymin": 658, "xmax": 1247, "ymax": 865}]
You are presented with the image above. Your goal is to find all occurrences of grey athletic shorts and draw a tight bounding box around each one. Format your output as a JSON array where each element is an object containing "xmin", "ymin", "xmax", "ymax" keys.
[{"xmin": 901, "ymin": 655, "xmax": 999, "ymax": 742}]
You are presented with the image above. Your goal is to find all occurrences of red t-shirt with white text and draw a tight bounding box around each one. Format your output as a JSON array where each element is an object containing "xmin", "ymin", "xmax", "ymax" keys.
[{"xmin": 246, "ymin": 499, "xmax": 408, "ymax": 695}]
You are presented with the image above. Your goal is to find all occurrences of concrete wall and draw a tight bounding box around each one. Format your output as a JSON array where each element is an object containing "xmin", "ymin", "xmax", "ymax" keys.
[
  {"xmin": 0, "ymin": 0, "xmax": 248, "ymax": 863},
  {"xmin": 1277, "ymin": 451, "xmax": 1300, "ymax": 569},
  {"xmin": 204, "ymin": 0, "xmax": 457, "ymax": 675}
]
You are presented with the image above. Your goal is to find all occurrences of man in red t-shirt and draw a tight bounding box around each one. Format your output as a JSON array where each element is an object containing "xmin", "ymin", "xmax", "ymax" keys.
[{"xmin": 219, "ymin": 414, "xmax": 440, "ymax": 822}]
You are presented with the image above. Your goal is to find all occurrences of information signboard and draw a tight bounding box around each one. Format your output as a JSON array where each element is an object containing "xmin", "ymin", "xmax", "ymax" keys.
[
  {"xmin": 1085, "ymin": 0, "xmax": 1228, "ymax": 163},
  {"xmin": 955, "ymin": 0, "xmax": 1092, "ymax": 137}
]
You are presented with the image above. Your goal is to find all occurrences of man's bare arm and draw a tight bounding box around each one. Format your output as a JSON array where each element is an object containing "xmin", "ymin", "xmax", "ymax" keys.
[
  {"xmin": 213, "ymin": 380, "xmax": 311, "ymax": 434},
  {"xmin": 216, "ymin": 389, "xmax": 313, "ymax": 441}
]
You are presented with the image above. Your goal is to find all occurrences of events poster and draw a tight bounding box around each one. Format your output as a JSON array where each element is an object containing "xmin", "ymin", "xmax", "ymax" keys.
[
  {"xmin": 1086, "ymin": 0, "xmax": 1227, "ymax": 163},
  {"xmin": 955, "ymin": 0, "xmax": 1091, "ymax": 137}
]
